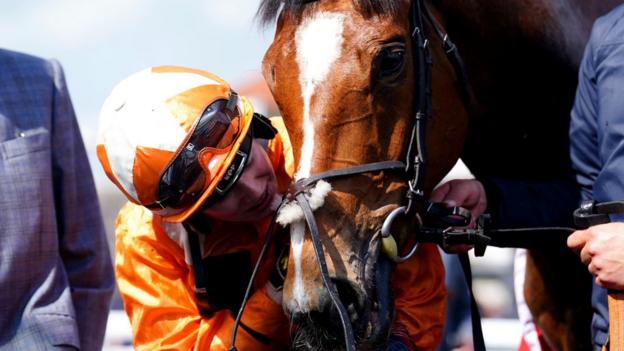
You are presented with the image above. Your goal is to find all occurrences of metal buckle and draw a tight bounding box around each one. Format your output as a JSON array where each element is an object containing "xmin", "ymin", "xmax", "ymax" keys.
[
  {"xmin": 442, "ymin": 34, "xmax": 457, "ymax": 54},
  {"xmin": 406, "ymin": 179, "xmax": 424, "ymax": 199},
  {"xmin": 412, "ymin": 26, "xmax": 421, "ymax": 38},
  {"xmin": 579, "ymin": 199, "xmax": 596, "ymax": 215}
]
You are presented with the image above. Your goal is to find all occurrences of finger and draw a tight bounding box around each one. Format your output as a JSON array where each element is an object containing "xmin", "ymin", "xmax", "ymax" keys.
[
  {"xmin": 595, "ymin": 274, "xmax": 623, "ymax": 290},
  {"xmin": 430, "ymin": 182, "xmax": 451, "ymax": 203},
  {"xmin": 588, "ymin": 258, "xmax": 602, "ymax": 276},
  {"xmin": 441, "ymin": 182, "xmax": 468, "ymax": 208},
  {"xmin": 579, "ymin": 243, "xmax": 594, "ymax": 266},
  {"xmin": 567, "ymin": 230, "xmax": 589, "ymax": 252},
  {"xmin": 443, "ymin": 180, "xmax": 478, "ymax": 208}
]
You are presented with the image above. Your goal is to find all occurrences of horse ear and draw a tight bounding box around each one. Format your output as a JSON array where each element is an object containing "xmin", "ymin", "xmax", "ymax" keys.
[{"xmin": 275, "ymin": 9, "xmax": 287, "ymax": 32}]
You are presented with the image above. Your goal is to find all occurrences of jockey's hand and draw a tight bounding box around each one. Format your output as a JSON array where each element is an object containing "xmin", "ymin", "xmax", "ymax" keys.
[
  {"xmin": 568, "ymin": 223, "xmax": 624, "ymax": 290},
  {"xmin": 430, "ymin": 179, "xmax": 487, "ymax": 254}
]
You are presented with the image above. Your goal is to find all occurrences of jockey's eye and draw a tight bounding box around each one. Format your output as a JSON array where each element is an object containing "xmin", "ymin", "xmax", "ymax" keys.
[{"xmin": 374, "ymin": 43, "xmax": 406, "ymax": 83}]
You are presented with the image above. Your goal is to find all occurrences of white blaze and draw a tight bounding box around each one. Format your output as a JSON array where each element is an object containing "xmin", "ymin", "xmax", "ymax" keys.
[
  {"xmin": 288, "ymin": 12, "xmax": 345, "ymax": 310},
  {"xmin": 294, "ymin": 12, "xmax": 346, "ymax": 179},
  {"xmin": 289, "ymin": 221, "xmax": 308, "ymax": 311}
]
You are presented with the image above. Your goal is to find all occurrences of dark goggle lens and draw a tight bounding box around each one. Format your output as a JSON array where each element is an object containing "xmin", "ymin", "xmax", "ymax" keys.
[{"xmin": 152, "ymin": 97, "xmax": 240, "ymax": 211}]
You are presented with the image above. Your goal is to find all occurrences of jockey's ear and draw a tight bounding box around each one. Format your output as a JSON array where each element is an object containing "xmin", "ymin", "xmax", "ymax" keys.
[{"xmin": 251, "ymin": 113, "xmax": 278, "ymax": 140}]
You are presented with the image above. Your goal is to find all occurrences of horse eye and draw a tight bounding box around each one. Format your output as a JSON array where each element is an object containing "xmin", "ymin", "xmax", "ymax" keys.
[{"xmin": 375, "ymin": 44, "xmax": 406, "ymax": 81}]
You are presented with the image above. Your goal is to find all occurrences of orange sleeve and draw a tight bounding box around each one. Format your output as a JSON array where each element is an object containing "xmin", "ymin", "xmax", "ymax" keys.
[
  {"xmin": 392, "ymin": 243, "xmax": 447, "ymax": 350},
  {"xmin": 115, "ymin": 203, "xmax": 289, "ymax": 351}
]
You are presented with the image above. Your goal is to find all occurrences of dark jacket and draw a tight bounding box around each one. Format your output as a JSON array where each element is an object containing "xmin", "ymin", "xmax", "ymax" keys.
[{"xmin": 569, "ymin": 4, "xmax": 624, "ymax": 347}]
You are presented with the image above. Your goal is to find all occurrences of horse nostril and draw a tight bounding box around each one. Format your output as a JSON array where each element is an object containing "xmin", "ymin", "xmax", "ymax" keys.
[
  {"xmin": 331, "ymin": 278, "xmax": 362, "ymax": 323},
  {"xmin": 291, "ymin": 310, "xmax": 329, "ymax": 330}
]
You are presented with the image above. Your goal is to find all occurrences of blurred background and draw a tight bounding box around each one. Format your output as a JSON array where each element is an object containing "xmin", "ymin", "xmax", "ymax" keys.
[{"xmin": 1, "ymin": 1, "xmax": 520, "ymax": 350}]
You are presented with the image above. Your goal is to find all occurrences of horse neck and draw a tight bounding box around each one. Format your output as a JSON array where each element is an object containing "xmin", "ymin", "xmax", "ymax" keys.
[
  {"xmin": 424, "ymin": 0, "xmax": 579, "ymax": 125},
  {"xmin": 429, "ymin": 0, "xmax": 620, "ymax": 66}
]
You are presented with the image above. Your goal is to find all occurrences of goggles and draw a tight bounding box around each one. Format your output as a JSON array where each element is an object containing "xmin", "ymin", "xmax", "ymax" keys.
[{"xmin": 148, "ymin": 92, "xmax": 252, "ymax": 214}]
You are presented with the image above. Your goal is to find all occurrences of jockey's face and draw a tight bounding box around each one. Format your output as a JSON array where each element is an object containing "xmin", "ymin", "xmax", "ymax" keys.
[{"xmin": 202, "ymin": 139, "xmax": 280, "ymax": 222}]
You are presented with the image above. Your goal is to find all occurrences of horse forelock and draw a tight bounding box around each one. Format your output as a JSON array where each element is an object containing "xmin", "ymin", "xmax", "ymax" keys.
[{"xmin": 257, "ymin": 0, "xmax": 402, "ymax": 26}]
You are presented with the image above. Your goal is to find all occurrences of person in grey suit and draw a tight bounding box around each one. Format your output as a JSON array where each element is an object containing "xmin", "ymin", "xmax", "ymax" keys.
[{"xmin": 0, "ymin": 48, "xmax": 114, "ymax": 350}]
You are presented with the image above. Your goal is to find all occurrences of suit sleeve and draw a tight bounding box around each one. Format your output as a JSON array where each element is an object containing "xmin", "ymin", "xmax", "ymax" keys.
[
  {"xmin": 392, "ymin": 243, "xmax": 447, "ymax": 350},
  {"xmin": 569, "ymin": 16, "xmax": 624, "ymax": 345},
  {"xmin": 574, "ymin": 22, "xmax": 624, "ymax": 207},
  {"xmin": 49, "ymin": 59, "xmax": 115, "ymax": 351},
  {"xmin": 569, "ymin": 26, "xmax": 601, "ymax": 204},
  {"xmin": 115, "ymin": 205, "xmax": 288, "ymax": 351}
]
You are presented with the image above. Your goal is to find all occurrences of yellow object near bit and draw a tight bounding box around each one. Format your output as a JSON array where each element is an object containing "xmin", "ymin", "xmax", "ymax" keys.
[{"xmin": 381, "ymin": 235, "xmax": 398, "ymax": 260}]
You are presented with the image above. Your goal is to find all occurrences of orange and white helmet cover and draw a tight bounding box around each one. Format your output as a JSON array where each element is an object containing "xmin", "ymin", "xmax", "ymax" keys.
[{"xmin": 97, "ymin": 65, "xmax": 254, "ymax": 222}]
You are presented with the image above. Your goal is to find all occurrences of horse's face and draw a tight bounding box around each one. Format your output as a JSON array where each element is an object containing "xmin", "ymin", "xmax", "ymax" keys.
[{"xmin": 263, "ymin": 0, "xmax": 466, "ymax": 348}]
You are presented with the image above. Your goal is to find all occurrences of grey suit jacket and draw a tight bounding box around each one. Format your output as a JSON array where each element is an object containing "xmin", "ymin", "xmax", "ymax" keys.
[{"xmin": 0, "ymin": 49, "xmax": 115, "ymax": 350}]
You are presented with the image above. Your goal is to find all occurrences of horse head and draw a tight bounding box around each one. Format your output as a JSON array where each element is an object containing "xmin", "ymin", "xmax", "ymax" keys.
[{"xmin": 260, "ymin": 0, "xmax": 469, "ymax": 349}]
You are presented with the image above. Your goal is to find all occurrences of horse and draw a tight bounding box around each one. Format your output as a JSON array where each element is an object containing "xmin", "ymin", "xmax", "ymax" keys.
[
  {"xmin": 258, "ymin": 0, "xmax": 621, "ymax": 349},
  {"xmin": 429, "ymin": 1, "xmax": 620, "ymax": 349}
]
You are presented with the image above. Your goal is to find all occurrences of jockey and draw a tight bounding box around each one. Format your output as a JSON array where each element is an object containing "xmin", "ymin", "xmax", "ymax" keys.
[{"xmin": 97, "ymin": 66, "xmax": 446, "ymax": 350}]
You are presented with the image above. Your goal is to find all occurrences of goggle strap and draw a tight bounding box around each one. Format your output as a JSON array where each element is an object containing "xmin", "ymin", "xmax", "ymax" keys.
[
  {"xmin": 252, "ymin": 113, "xmax": 278, "ymax": 140},
  {"xmin": 214, "ymin": 151, "xmax": 248, "ymax": 195}
]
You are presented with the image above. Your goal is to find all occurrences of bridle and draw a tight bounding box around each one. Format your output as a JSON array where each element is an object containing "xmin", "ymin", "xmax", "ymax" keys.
[
  {"xmin": 224, "ymin": 1, "xmax": 623, "ymax": 349},
  {"xmin": 228, "ymin": 0, "xmax": 477, "ymax": 350}
]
